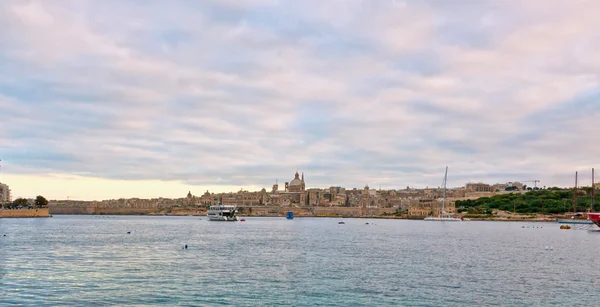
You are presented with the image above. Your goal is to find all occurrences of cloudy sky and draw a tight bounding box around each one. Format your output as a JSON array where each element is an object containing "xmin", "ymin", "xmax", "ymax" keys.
[{"xmin": 1, "ymin": 0, "xmax": 599, "ymax": 200}]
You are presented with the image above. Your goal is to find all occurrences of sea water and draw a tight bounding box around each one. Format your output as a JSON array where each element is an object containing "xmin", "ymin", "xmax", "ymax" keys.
[{"xmin": 1, "ymin": 216, "xmax": 600, "ymax": 306}]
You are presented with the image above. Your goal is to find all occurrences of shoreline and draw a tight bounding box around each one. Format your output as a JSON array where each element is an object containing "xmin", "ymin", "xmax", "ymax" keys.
[{"xmin": 40, "ymin": 213, "xmax": 561, "ymax": 222}]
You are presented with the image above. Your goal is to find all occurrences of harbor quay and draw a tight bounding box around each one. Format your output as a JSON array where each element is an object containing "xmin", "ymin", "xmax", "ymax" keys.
[{"xmin": 0, "ymin": 208, "xmax": 51, "ymax": 218}]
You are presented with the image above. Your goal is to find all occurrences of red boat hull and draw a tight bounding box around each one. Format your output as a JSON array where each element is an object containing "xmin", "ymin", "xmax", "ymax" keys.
[{"xmin": 587, "ymin": 213, "xmax": 600, "ymax": 228}]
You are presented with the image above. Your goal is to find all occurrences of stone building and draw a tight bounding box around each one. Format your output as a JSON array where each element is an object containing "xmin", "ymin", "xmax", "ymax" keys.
[
  {"xmin": 307, "ymin": 187, "xmax": 347, "ymax": 206},
  {"xmin": 234, "ymin": 189, "xmax": 265, "ymax": 206},
  {"xmin": 286, "ymin": 171, "xmax": 306, "ymax": 192},
  {"xmin": 263, "ymin": 171, "xmax": 308, "ymax": 206},
  {"xmin": 408, "ymin": 199, "xmax": 456, "ymax": 217},
  {"xmin": 465, "ymin": 183, "xmax": 492, "ymax": 193}
]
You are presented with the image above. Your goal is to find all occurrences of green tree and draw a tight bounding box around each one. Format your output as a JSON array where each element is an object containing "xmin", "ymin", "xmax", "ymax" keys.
[
  {"xmin": 13, "ymin": 198, "xmax": 28, "ymax": 208},
  {"xmin": 454, "ymin": 188, "xmax": 589, "ymax": 215},
  {"xmin": 35, "ymin": 195, "xmax": 49, "ymax": 208}
]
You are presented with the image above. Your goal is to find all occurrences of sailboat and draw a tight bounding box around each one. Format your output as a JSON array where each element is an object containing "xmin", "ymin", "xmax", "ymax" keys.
[
  {"xmin": 585, "ymin": 168, "xmax": 600, "ymax": 228},
  {"xmin": 557, "ymin": 170, "xmax": 594, "ymax": 225},
  {"xmin": 424, "ymin": 167, "xmax": 463, "ymax": 221}
]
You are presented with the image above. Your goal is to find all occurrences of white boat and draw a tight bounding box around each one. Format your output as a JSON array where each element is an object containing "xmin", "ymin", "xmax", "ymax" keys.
[
  {"xmin": 424, "ymin": 166, "xmax": 463, "ymax": 222},
  {"xmin": 556, "ymin": 217, "xmax": 593, "ymax": 225},
  {"xmin": 425, "ymin": 215, "xmax": 463, "ymax": 221},
  {"xmin": 207, "ymin": 204, "xmax": 239, "ymax": 221}
]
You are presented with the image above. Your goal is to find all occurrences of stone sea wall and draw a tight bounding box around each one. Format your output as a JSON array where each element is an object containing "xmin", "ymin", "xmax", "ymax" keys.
[
  {"xmin": 313, "ymin": 207, "xmax": 395, "ymax": 217},
  {"xmin": 47, "ymin": 202, "xmax": 396, "ymax": 217},
  {"xmin": 1, "ymin": 208, "xmax": 51, "ymax": 218},
  {"xmin": 49, "ymin": 205, "xmax": 95, "ymax": 215},
  {"xmin": 49, "ymin": 205, "xmax": 163, "ymax": 215}
]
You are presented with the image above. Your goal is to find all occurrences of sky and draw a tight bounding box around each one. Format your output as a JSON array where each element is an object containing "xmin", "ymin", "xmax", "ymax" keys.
[{"xmin": 1, "ymin": 0, "xmax": 599, "ymax": 201}]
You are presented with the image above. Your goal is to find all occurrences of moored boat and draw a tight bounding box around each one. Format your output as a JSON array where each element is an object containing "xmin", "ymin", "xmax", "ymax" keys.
[
  {"xmin": 561, "ymin": 169, "xmax": 597, "ymax": 227},
  {"xmin": 588, "ymin": 213, "xmax": 600, "ymax": 228},
  {"xmin": 556, "ymin": 217, "xmax": 593, "ymax": 225},
  {"xmin": 207, "ymin": 204, "xmax": 239, "ymax": 221},
  {"xmin": 591, "ymin": 168, "xmax": 598, "ymax": 227},
  {"xmin": 424, "ymin": 166, "xmax": 463, "ymax": 222},
  {"xmin": 425, "ymin": 215, "xmax": 464, "ymax": 221}
]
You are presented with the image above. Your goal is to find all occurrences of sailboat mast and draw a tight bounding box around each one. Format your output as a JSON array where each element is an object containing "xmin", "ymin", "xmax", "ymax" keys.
[
  {"xmin": 442, "ymin": 166, "xmax": 448, "ymax": 214},
  {"xmin": 574, "ymin": 171, "xmax": 578, "ymax": 213},
  {"xmin": 592, "ymin": 168, "xmax": 595, "ymax": 212}
]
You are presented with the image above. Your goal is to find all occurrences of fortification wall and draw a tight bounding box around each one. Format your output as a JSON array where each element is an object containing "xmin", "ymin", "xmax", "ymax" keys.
[
  {"xmin": 362, "ymin": 207, "xmax": 396, "ymax": 216},
  {"xmin": 93, "ymin": 208, "xmax": 161, "ymax": 215},
  {"xmin": 313, "ymin": 207, "xmax": 395, "ymax": 217},
  {"xmin": 1, "ymin": 208, "xmax": 51, "ymax": 218},
  {"xmin": 49, "ymin": 205, "xmax": 94, "ymax": 215},
  {"xmin": 243, "ymin": 206, "xmax": 281, "ymax": 216},
  {"xmin": 46, "ymin": 203, "xmax": 395, "ymax": 217},
  {"xmin": 313, "ymin": 207, "xmax": 362, "ymax": 217},
  {"xmin": 277, "ymin": 207, "xmax": 312, "ymax": 216}
]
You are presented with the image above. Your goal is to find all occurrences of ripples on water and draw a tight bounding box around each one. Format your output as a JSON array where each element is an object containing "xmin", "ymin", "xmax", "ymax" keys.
[{"xmin": 2, "ymin": 216, "xmax": 600, "ymax": 306}]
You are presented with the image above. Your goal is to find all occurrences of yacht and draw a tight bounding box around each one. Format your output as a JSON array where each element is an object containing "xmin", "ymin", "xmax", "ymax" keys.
[
  {"xmin": 557, "ymin": 170, "xmax": 596, "ymax": 225},
  {"xmin": 207, "ymin": 204, "xmax": 239, "ymax": 221},
  {"xmin": 424, "ymin": 166, "xmax": 463, "ymax": 222}
]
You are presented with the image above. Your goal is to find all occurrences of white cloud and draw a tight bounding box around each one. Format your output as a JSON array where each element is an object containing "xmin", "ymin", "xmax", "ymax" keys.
[{"xmin": 0, "ymin": 0, "xmax": 599, "ymax": 199}]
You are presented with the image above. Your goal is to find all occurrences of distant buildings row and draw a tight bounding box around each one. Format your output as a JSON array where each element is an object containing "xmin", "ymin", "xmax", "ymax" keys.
[
  {"xmin": 80, "ymin": 172, "xmax": 531, "ymax": 217},
  {"xmin": 187, "ymin": 171, "xmax": 531, "ymax": 208},
  {"xmin": 18, "ymin": 171, "xmax": 575, "ymax": 217}
]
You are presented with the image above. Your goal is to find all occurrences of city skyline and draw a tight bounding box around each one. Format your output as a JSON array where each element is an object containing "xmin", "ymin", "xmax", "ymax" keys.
[
  {"xmin": 1, "ymin": 168, "xmax": 595, "ymax": 201},
  {"xmin": 1, "ymin": 1, "xmax": 599, "ymax": 200}
]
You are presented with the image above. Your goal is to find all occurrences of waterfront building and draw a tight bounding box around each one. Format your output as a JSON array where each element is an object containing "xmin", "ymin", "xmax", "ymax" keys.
[
  {"xmin": 0, "ymin": 183, "xmax": 10, "ymax": 203},
  {"xmin": 408, "ymin": 199, "xmax": 456, "ymax": 217}
]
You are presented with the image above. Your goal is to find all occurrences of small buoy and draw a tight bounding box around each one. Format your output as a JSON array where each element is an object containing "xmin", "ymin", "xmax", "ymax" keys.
[
  {"xmin": 127, "ymin": 231, "xmax": 131, "ymax": 234},
  {"xmin": 240, "ymin": 219, "xmax": 246, "ymax": 222},
  {"xmin": 365, "ymin": 222, "xmax": 369, "ymax": 225},
  {"xmin": 184, "ymin": 244, "xmax": 188, "ymax": 249}
]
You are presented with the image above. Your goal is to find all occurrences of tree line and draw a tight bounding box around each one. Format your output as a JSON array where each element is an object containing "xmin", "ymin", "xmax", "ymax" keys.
[
  {"xmin": 455, "ymin": 188, "xmax": 599, "ymax": 215},
  {"xmin": 2, "ymin": 196, "xmax": 48, "ymax": 210}
]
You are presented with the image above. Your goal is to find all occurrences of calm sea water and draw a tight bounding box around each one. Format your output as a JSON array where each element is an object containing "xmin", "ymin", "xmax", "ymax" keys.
[{"xmin": 1, "ymin": 216, "xmax": 600, "ymax": 306}]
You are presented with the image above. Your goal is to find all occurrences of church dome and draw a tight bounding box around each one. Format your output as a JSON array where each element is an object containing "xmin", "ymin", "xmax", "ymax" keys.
[
  {"xmin": 289, "ymin": 171, "xmax": 303, "ymax": 186},
  {"xmin": 290, "ymin": 178, "xmax": 302, "ymax": 186}
]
